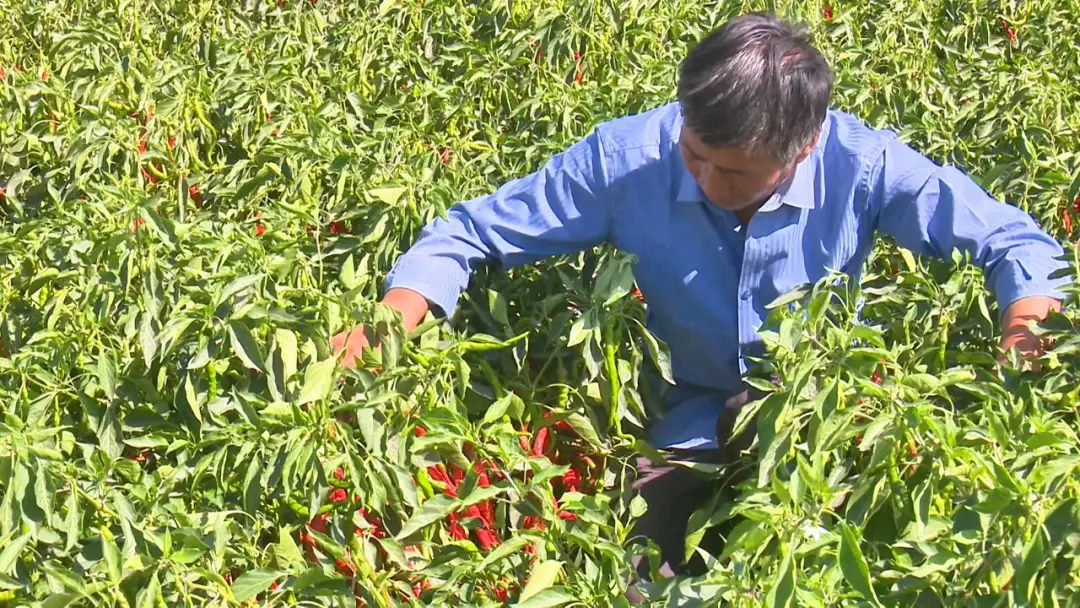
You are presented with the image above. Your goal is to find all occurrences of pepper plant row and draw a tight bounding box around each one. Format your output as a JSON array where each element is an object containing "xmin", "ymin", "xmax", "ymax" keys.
[{"xmin": 1, "ymin": 0, "xmax": 1079, "ymax": 606}]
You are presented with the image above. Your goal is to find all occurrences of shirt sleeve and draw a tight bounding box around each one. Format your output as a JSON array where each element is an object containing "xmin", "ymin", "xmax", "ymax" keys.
[
  {"xmin": 864, "ymin": 135, "xmax": 1069, "ymax": 313},
  {"xmin": 383, "ymin": 130, "xmax": 613, "ymax": 317}
]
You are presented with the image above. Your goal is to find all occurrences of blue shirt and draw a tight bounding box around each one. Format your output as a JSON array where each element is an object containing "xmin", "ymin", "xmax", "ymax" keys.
[{"xmin": 384, "ymin": 102, "xmax": 1068, "ymax": 450}]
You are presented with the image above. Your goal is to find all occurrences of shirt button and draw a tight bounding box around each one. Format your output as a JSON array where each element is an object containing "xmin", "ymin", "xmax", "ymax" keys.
[{"xmin": 740, "ymin": 289, "xmax": 751, "ymax": 300}]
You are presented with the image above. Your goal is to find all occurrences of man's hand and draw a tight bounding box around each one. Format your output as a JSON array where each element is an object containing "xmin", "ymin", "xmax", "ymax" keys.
[
  {"xmin": 999, "ymin": 295, "xmax": 1062, "ymax": 364},
  {"xmin": 331, "ymin": 326, "xmax": 374, "ymax": 370},
  {"xmin": 331, "ymin": 288, "xmax": 432, "ymax": 369}
]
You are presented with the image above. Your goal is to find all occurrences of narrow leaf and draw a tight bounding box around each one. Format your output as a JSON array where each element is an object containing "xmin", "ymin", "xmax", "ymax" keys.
[
  {"xmin": 228, "ymin": 321, "xmax": 265, "ymax": 372},
  {"xmin": 519, "ymin": 561, "xmax": 563, "ymax": 602},
  {"xmin": 0, "ymin": 533, "xmax": 30, "ymax": 574},
  {"xmin": 297, "ymin": 358, "xmax": 336, "ymax": 405},
  {"xmin": 838, "ymin": 522, "xmax": 879, "ymax": 605},
  {"xmin": 232, "ymin": 569, "xmax": 284, "ymax": 602},
  {"xmin": 395, "ymin": 495, "xmax": 460, "ymax": 540}
]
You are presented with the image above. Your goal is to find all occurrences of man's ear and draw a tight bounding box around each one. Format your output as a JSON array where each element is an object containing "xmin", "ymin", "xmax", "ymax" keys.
[{"xmin": 793, "ymin": 131, "xmax": 820, "ymax": 165}]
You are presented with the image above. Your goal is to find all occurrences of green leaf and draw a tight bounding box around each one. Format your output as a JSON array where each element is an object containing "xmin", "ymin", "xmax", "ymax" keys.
[
  {"xmin": 64, "ymin": 491, "xmax": 80, "ymax": 553},
  {"xmin": 102, "ymin": 532, "xmax": 121, "ymax": 582},
  {"xmin": 487, "ymin": 289, "xmax": 510, "ymax": 328},
  {"xmin": 593, "ymin": 255, "xmax": 635, "ymax": 306},
  {"xmin": 275, "ymin": 527, "xmax": 306, "ymax": 569},
  {"xmin": 137, "ymin": 572, "xmax": 161, "ymax": 608},
  {"xmin": 459, "ymin": 485, "xmax": 503, "ymax": 510},
  {"xmin": 563, "ymin": 412, "xmax": 604, "ymax": 451},
  {"xmin": 0, "ymin": 533, "xmax": 30, "ymax": 575},
  {"xmin": 838, "ymin": 522, "xmax": 878, "ymax": 604},
  {"xmin": 477, "ymin": 535, "xmax": 534, "ymax": 570},
  {"xmin": 1014, "ymin": 528, "xmax": 1047, "ymax": 603},
  {"xmin": 228, "ymin": 321, "xmax": 265, "ymax": 373},
  {"xmin": 231, "ymin": 569, "xmax": 284, "ymax": 602},
  {"xmin": 519, "ymin": 561, "xmax": 563, "ymax": 602},
  {"xmin": 139, "ymin": 313, "xmax": 158, "ymax": 368},
  {"xmin": 767, "ymin": 543, "xmax": 796, "ymax": 608},
  {"xmin": 483, "ymin": 393, "xmax": 513, "ymax": 425},
  {"xmin": 219, "ymin": 274, "xmax": 262, "ymax": 304},
  {"xmin": 510, "ymin": 588, "xmax": 575, "ymax": 608},
  {"xmin": 97, "ymin": 402, "xmax": 123, "ymax": 459},
  {"xmin": 395, "ymin": 494, "xmax": 460, "ymax": 540},
  {"xmin": 368, "ymin": 187, "xmax": 405, "ymax": 206},
  {"xmin": 297, "ymin": 358, "xmax": 336, "ymax": 405},
  {"xmin": 766, "ymin": 283, "xmax": 811, "ymax": 309},
  {"xmin": 96, "ymin": 354, "xmax": 117, "ymax": 398},
  {"xmin": 275, "ymin": 328, "xmax": 298, "ymax": 382}
]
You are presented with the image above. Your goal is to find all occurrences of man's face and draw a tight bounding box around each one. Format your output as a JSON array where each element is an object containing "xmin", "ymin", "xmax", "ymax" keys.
[{"xmin": 678, "ymin": 126, "xmax": 803, "ymax": 212}]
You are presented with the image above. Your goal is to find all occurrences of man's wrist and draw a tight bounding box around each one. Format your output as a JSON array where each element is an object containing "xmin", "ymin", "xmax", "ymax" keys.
[{"xmin": 382, "ymin": 287, "xmax": 431, "ymax": 333}]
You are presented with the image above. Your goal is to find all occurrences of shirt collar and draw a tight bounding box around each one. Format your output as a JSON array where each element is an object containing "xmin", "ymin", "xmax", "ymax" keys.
[{"xmin": 674, "ymin": 120, "xmax": 828, "ymax": 212}]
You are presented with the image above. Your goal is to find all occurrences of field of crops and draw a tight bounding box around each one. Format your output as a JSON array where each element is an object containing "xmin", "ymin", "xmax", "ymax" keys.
[{"xmin": 2, "ymin": 0, "xmax": 1080, "ymax": 606}]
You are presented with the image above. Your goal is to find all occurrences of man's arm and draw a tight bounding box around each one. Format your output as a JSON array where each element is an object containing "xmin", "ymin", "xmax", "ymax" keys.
[
  {"xmin": 331, "ymin": 288, "xmax": 430, "ymax": 368},
  {"xmin": 1001, "ymin": 295, "xmax": 1061, "ymax": 359},
  {"xmin": 334, "ymin": 130, "xmax": 614, "ymax": 366},
  {"xmin": 864, "ymin": 135, "xmax": 1067, "ymax": 358}
]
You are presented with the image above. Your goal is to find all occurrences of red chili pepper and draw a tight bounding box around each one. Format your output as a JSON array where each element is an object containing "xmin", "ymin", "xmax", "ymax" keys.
[
  {"xmin": 1064, "ymin": 209, "xmax": 1074, "ymax": 234},
  {"xmin": 449, "ymin": 465, "xmax": 465, "ymax": 485},
  {"xmin": 440, "ymin": 147, "xmax": 451, "ymax": 164},
  {"xmin": 1001, "ymin": 19, "xmax": 1017, "ymax": 44},
  {"xmin": 448, "ymin": 521, "xmax": 468, "ymax": 540},
  {"xmin": 574, "ymin": 63, "xmax": 584, "ymax": 85},
  {"xmin": 428, "ymin": 464, "xmax": 459, "ymax": 497},
  {"xmin": 1073, "ymin": 194, "xmax": 1080, "ymax": 213},
  {"xmin": 41, "ymin": 69, "xmax": 48, "ymax": 81},
  {"xmin": 0, "ymin": 66, "xmax": 6, "ymax": 79},
  {"xmin": 138, "ymin": 139, "xmax": 147, "ymax": 154},
  {"xmin": 560, "ymin": 468, "xmax": 584, "ymax": 493},
  {"xmin": 531, "ymin": 427, "xmax": 550, "ymax": 458},
  {"xmin": 188, "ymin": 184, "xmax": 202, "ymax": 204},
  {"xmin": 269, "ymin": 581, "xmax": 279, "ymax": 591},
  {"xmin": 413, "ymin": 426, "xmax": 427, "ymax": 437},
  {"xmin": 522, "ymin": 515, "xmax": 546, "ymax": 530},
  {"xmin": 333, "ymin": 466, "xmax": 346, "ymax": 481},
  {"xmin": 131, "ymin": 217, "xmax": 145, "ymax": 233},
  {"xmin": 557, "ymin": 510, "xmax": 577, "ymax": 520},
  {"xmin": 823, "ymin": 2, "xmax": 833, "ymax": 20},
  {"xmin": 329, "ymin": 488, "xmax": 348, "ymax": 503},
  {"xmin": 907, "ymin": 438, "xmax": 918, "ymax": 459},
  {"xmin": 335, "ymin": 558, "xmax": 356, "ymax": 575},
  {"xmin": 475, "ymin": 528, "xmax": 500, "ymax": 550},
  {"xmin": 309, "ymin": 512, "xmax": 329, "ymax": 533},
  {"xmin": 167, "ymin": 137, "xmax": 175, "ymax": 150},
  {"xmin": 255, "ymin": 223, "xmax": 266, "ymax": 237},
  {"xmin": 631, "ymin": 285, "xmax": 645, "ymax": 302},
  {"xmin": 329, "ymin": 220, "xmax": 344, "ymax": 234}
]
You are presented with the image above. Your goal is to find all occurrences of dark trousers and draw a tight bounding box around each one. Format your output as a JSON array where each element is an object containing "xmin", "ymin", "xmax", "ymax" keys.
[{"xmin": 626, "ymin": 388, "xmax": 760, "ymax": 596}]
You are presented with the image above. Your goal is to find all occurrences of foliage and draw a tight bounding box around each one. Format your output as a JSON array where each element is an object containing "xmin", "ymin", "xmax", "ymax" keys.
[{"xmin": 1, "ymin": 0, "xmax": 1078, "ymax": 606}]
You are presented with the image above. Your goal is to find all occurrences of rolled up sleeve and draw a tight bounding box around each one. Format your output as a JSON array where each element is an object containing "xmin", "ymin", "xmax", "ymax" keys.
[
  {"xmin": 865, "ymin": 136, "xmax": 1069, "ymax": 313},
  {"xmin": 384, "ymin": 131, "xmax": 613, "ymax": 317}
]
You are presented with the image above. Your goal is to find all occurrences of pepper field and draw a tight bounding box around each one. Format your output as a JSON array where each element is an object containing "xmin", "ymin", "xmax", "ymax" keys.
[{"xmin": 1, "ymin": 0, "xmax": 1080, "ymax": 606}]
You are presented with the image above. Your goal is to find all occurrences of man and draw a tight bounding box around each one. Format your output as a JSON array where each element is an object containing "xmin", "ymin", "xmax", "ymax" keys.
[{"xmin": 333, "ymin": 11, "xmax": 1066, "ymax": 595}]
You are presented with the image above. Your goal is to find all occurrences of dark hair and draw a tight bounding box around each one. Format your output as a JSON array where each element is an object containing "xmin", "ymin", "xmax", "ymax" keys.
[{"xmin": 677, "ymin": 12, "xmax": 834, "ymax": 164}]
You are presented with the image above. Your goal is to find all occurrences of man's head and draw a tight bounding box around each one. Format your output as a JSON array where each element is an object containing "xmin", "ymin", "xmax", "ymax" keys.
[{"xmin": 677, "ymin": 12, "xmax": 834, "ymax": 212}]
